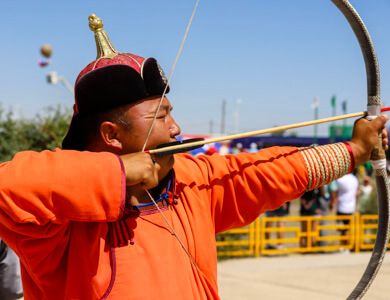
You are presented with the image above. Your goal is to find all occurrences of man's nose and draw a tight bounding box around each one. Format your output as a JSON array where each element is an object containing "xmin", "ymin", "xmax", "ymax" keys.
[{"xmin": 169, "ymin": 117, "xmax": 181, "ymax": 137}]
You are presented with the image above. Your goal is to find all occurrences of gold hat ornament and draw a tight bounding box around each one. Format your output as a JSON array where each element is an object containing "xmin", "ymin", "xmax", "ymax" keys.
[
  {"xmin": 75, "ymin": 14, "xmax": 148, "ymax": 86},
  {"xmin": 88, "ymin": 14, "xmax": 118, "ymax": 60}
]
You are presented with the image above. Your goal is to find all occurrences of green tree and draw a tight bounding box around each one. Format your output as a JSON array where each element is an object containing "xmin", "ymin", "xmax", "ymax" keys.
[
  {"xmin": 0, "ymin": 105, "xmax": 29, "ymax": 162},
  {"xmin": 270, "ymin": 125, "xmax": 285, "ymax": 137},
  {"xmin": 26, "ymin": 105, "xmax": 73, "ymax": 152},
  {"xmin": 0, "ymin": 104, "xmax": 72, "ymax": 163},
  {"xmin": 287, "ymin": 131, "xmax": 298, "ymax": 137}
]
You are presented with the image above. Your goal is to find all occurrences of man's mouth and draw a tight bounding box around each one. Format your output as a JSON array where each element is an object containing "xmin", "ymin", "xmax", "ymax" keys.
[{"xmin": 151, "ymin": 138, "xmax": 206, "ymax": 156}]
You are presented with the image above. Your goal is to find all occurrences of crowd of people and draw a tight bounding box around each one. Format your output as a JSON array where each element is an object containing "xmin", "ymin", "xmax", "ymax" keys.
[{"xmin": 262, "ymin": 165, "xmax": 378, "ymax": 253}]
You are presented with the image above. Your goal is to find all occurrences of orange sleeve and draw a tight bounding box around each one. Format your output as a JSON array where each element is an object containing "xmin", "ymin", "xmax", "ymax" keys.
[
  {"xmin": 0, "ymin": 149, "xmax": 125, "ymax": 231},
  {"xmin": 175, "ymin": 147, "xmax": 308, "ymax": 234}
]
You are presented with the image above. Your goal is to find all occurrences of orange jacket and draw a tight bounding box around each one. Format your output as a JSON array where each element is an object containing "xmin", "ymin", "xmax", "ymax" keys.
[{"xmin": 0, "ymin": 147, "xmax": 308, "ymax": 299}]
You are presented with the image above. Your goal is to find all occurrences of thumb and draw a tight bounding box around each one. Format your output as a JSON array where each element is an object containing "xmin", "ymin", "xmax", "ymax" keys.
[{"xmin": 371, "ymin": 114, "xmax": 389, "ymax": 130}]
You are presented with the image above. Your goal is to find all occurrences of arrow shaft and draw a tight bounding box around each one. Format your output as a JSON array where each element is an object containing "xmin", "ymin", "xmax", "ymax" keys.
[{"xmin": 148, "ymin": 110, "xmax": 369, "ymax": 155}]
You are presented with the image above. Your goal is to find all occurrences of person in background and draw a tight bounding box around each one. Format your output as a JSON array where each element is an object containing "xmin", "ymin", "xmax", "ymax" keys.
[
  {"xmin": 299, "ymin": 188, "xmax": 323, "ymax": 248},
  {"xmin": 329, "ymin": 173, "xmax": 359, "ymax": 252},
  {"xmin": 357, "ymin": 175, "xmax": 373, "ymax": 214},
  {"xmin": 0, "ymin": 239, "xmax": 23, "ymax": 300},
  {"xmin": 264, "ymin": 203, "xmax": 290, "ymax": 250},
  {"xmin": 218, "ymin": 142, "xmax": 230, "ymax": 155},
  {"xmin": 249, "ymin": 143, "xmax": 258, "ymax": 153},
  {"xmin": 232, "ymin": 142, "xmax": 243, "ymax": 154}
]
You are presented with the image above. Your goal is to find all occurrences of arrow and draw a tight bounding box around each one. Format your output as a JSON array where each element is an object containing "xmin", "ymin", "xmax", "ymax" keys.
[{"xmin": 145, "ymin": 107, "xmax": 390, "ymax": 156}]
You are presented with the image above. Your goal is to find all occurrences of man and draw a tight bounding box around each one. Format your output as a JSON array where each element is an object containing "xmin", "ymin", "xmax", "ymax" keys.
[
  {"xmin": 0, "ymin": 15, "xmax": 388, "ymax": 299},
  {"xmin": 299, "ymin": 188, "xmax": 323, "ymax": 248},
  {"xmin": 329, "ymin": 173, "xmax": 360, "ymax": 251},
  {"xmin": 264, "ymin": 203, "xmax": 290, "ymax": 250},
  {"xmin": 357, "ymin": 175, "xmax": 373, "ymax": 213}
]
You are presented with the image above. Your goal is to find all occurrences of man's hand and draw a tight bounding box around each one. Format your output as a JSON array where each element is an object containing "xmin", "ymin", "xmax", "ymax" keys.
[
  {"xmin": 348, "ymin": 114, "xmax": 389, "ymax": 166},
  {"xmin": 120, "ymin": 152, "xmax": 160, "ymax": 189}
]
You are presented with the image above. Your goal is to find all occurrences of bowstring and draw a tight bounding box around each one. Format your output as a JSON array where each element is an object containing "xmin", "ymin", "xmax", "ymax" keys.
[
  {"xmin": 141, "ymin": 0, "xmax": 200, "ymax": 269},
  {"xmin": 141, "ymin": 0, "xmax": 199, "ymax": 152},
  {"xmin": 145, "ymin": 189, "xmax": 199, "ymax": 269}
]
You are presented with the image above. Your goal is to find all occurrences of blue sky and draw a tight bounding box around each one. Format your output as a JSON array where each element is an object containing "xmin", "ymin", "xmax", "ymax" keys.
[{"xmin": 1, "ymin": 0, "xmax": 389, "ymax": 137}]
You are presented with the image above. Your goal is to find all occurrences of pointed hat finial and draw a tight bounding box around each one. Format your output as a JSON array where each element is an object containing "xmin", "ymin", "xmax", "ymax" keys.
[{"xmin": 88, "ymin": 14, "xmax": 118, "ymax": 59}]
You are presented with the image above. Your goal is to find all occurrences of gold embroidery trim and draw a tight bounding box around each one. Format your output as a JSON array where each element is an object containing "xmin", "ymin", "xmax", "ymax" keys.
[{"xmin": 299, "ymin": 143, "xmax": 352, "ymax": 191}]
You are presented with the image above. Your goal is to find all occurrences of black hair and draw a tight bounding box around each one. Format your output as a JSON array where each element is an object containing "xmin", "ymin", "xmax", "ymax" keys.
[{"xmin": 81, "ymin": 103, "xmax": 133, "ymax": 149}]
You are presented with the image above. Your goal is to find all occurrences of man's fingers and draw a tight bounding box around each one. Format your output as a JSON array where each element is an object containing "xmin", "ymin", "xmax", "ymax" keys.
[
  {"xmin": 373, "ymin": 114, "xmax": 389, "ymax": 128},
  {"xmin": 382, "ymin": 126, "xmax": 389, "ymax": 150},
  {"xmin": 121, "ymin": 152, "xmax": 160, "ymax": 188},
  {"xmin": 376, "ymin": 115, "xmax": 389, "ymax": 150},
  {"xmin": 139, "ymin": 156, "xmax": 160, "ymax": 189}
]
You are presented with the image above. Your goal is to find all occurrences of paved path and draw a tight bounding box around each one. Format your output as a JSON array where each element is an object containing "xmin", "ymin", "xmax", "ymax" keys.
[{"xmin": 217, "ymin": 252, "xmax": 390, "ymax": 299}]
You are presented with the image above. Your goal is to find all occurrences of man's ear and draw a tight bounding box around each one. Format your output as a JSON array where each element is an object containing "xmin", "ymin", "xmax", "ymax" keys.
[{"xmin": 99, "ymin": 121, "xmax": 123, "ymax": 150}]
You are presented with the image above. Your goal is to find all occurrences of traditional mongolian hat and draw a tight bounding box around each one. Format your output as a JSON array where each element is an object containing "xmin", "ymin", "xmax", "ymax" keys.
[{"xmin": 62, "ymin": 14, "xmax": 169, "ymax": 150}]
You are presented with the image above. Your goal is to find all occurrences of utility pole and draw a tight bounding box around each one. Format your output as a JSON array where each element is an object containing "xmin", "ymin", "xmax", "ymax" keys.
[
  {"xmin": 342, "ymin": 100, "xmax": 347, "ymax": 127},
  {"xmin": 233, "ymin": 99, "xmax": 242, "ymax": 133},
  {"xmin": 46, "ymin": 71, "xmax": 74, "ymax": 96},
  {"xmin": 221, "ymin": 99, "xmax": 226, "ymax": 134},
  {"xmin": 312, "ymin": 97, "xmax": 319, "ymax": 144},
  {"xmin": 331, "ymin": 95, "xmax": 336, "ymax": 118}
]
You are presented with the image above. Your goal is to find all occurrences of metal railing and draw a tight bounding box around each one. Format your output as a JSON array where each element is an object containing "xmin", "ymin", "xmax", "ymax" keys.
[{"xmin": 216, "ymin": 213, "xmax": 388, "ymax": 257}]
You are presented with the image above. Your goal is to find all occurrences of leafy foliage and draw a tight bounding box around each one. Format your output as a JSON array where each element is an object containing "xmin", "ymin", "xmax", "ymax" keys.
[
  {"xmin": 270, "ymin": 125, "xmax": 285, "ymax": 137},
  {"xmin": 0, "ymin": 104, "xmax": 72, "ymax": 163},
  {"xmin": 359, "ymin": 188, "xmax": 378, "ymax": 215}
]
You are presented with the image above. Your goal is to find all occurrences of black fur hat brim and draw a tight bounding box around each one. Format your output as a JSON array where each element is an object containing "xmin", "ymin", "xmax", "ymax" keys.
[{"xmin": 62, "ymin": 61, "xmax": 170, "ymax": 150}]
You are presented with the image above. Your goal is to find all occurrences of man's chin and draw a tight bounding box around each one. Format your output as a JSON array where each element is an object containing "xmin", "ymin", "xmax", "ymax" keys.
[{"xmin": 158, "ymin": 155, "xmax": 175, "ymax": 180}]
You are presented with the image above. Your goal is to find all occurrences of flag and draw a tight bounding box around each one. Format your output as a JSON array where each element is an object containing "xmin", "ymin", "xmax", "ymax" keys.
[
  {"xmin": 311, "ymin": 97, "xmax": 319, "ymax": 109},
  {"xmin": 331, "ymin": 95, "xmax": 336, "ymax": 108},
  {"xmin": 342, "ymin": 100, "xmax": 347, "ymax": 113}
]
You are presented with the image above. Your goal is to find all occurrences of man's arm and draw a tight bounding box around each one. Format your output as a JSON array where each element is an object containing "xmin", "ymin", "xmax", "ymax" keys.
[
  {"xmin": 120, "ymin": 115, "xmax": 389, "ymax": 191},
  {"xmin": 0, "ymin": 149, "xmax": 125, "ymax": 228},
  {"xmin": 329, "ymin": 190, "xmax": 338, "ymax": 211},
  {"xmin": 172, "ymin": 115, "xmax": 388, "ymax": 234}
]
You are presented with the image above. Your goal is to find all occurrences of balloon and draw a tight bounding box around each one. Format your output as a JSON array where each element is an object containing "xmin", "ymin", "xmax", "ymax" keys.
[
  {"xmin": 40, "ymin": 44, "xmax": 52, "ymax": 58},
  {"xmin": 38, "ymin": 58, "xmax": 50, "ymax": 67}
]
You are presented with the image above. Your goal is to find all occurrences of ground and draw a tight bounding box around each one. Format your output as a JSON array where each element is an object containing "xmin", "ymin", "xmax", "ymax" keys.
[{"xmin": 218, "ymin": 251, "xmax": 390, "ymax": 300}]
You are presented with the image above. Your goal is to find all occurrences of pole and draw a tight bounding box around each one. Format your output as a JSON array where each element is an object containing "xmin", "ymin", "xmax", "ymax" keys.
[
  {"xmin": 221, "ymin": 99, "xmax": 226, "ymax": 134},
  {"xmin": 342, "ymin": 100, "xmax": 347, "ymax": 128},
  {"xmin": 312, "ymin": 97, "xmax": 319, "ymax": 144},
  {"xmin": 209, "ymin": 119, "xmax": 213, "ymax": 135},
  {"xmin": 234, "ymin": 99, "xmax": 242, "ymax": 133},
  {"xmin": 314, "ymin": 105, "xmax": 318, "ymax": 144},
  {"xmin": 331, "ymin": 95, "xmax": 336, "ymax": 118},
  {"xmin": 59, "ymin": 76, "xmax": 74, "ymax": 96},
  {"xmin": 46, "ymin": 71, "xmax": 74, "ymax": 96}
]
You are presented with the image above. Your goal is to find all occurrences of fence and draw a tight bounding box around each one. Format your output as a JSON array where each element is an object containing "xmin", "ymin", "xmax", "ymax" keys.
[{"xmin": 216, "ymin": 213, "xmax": 388, "ymax": 257}]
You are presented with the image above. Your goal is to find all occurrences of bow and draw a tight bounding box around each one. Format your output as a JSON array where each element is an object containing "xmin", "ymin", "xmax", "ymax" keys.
[{"xmin": 330, "ymin": 1, "xmax": 390, "ymax": 299}]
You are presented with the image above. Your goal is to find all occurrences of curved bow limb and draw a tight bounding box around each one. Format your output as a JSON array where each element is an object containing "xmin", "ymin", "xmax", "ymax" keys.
[{"xmin": 331, "ymin": 1, "xmax": 389, "ymax": 299}]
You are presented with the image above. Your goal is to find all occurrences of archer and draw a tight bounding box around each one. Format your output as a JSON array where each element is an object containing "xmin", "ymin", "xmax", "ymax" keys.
[{"xmin": 0, "ymin": 13, "xmax": 388, "ymax": 300}]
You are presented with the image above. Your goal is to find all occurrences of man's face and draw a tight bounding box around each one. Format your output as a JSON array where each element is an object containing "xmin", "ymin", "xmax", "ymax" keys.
[{"xmin": 117, "ymin": 95, "xmax": 181, "ymax": 178}]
